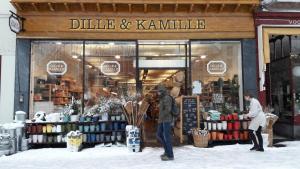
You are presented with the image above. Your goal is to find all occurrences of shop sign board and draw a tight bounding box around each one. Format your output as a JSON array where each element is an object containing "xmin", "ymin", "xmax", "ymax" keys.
[
  {"xmin": 9, "ymin": 11, "xmax": 24, "ymax": 33},
  {"xmin": 46, "ymin": 61, "xmax": 67, "ymax": 75},
  {"xmin": 207, "ymin": 60, "xmax": 227, "ymax": 75},
  {"xmin": 69, "ymin": 18, "xmax": 205, "ymax": 31},
  {"xmin": 180, "ymin": 96, "xmax": 200, "ymax": 143},
  {"xmin": 100, "ymin": 61, "xmax": 120, "ymax": 76}
]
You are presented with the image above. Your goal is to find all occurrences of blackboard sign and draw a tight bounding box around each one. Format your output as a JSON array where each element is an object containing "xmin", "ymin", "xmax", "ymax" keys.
[{"xmin": 180, "ymin": 96, "xmax": 200, "ymax": 143}]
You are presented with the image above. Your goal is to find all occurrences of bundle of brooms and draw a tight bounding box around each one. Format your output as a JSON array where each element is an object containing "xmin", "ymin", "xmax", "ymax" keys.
[{"xmin": 122, "ymin": 100, "xmax": 149, "ymax": 128}]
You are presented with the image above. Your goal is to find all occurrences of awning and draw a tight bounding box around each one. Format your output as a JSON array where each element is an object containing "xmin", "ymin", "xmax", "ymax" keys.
[{"xmin": 10, "ymin": 0, "xmax": 259, "ymax": 13}]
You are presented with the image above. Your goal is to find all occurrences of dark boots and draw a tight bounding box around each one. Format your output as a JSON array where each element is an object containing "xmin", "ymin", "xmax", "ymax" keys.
[{"xmin": 249, "ymin": 127, "xmax": 264, "ymax": 152}]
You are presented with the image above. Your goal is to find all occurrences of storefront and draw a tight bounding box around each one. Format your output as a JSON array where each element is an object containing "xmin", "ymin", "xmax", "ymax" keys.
[
  {"xmin": 11, "ymin": 0, "xmax": 259, "ymax": 145},
  {"xmin": 255, "ymin": 11, "xmax": 300, "ymax": 139}
]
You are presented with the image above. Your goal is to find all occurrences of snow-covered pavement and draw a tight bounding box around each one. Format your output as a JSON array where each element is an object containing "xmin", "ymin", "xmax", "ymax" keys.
[{"xmin": 0, "ymin": 141, "xmax": 299, "ymax": 169}]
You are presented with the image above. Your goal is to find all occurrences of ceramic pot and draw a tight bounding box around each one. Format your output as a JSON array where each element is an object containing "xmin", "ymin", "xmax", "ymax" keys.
[
  {"xmin": 111, "ymin": 116, "xmax": 116, "ymax": 121},
  {"xmin": 218, "ymin": 132, "xmax": 224, "ymax": 140},
  {"xmin": 42, "ymin": 126, "xmax": 47, "ymax": 133},
  {"xmin": 37, "ymin": 135, "xmax": 43, "ymax": 143},
  {"xmin": 227, "ymin": 122, "xmax": 233, "ymax": 130},
  {"xmin": 56, "ymin": 125, "xmax": 62, "ymax": 132},
  {"xmin": 46, "ymin": 124, "xmax": 52, "ymax": 133},
  {"xmin": 78, "ymin": 125, "xmax": 84, "ymax": 132},
  {"xmin": 79, "ymin": 116, "xmax": 85, "ymax": 122},
  {"xmin": 32, "ymin": 135, "xmax": 38, "ymax": 143},
  {"xmin": 234, "ymin": 121, "xmax": 240, "ymax": 130},
  {"xmin": 222, "ymin": 121, "xmax": 227, "ymax": 130},
  {"xmin": 90, "ymin": 125, "xmax": 95, "ymax": 132},
  {"xmin": 57, "ymin": 135, "xmax": 62, "ymax": 143},
  {"xmin": 217, "ymin": 123, "xmax": 222, "ymax": 130},
  {"xmin": 70, "ymin": 115, "xmax": 79, "ymax": 122},
  {"xmin": 212, "ymin": 123, "xmax": 217, "ymax": 130},
  {"xmin": 211, "ymin": 132, "xmax": 217, "ymax": 140},
  {"xmin": 233, "ymin": 131, "xmax": 239, "ymax": 140},
  {"xmin": 84, "ymin": 125, "xmax": 89, "ymax": 132},
  {"xmin": 207, "ymin": 122, "xmax": 212, "ymax": 130},
  {"xmin": 36, "ymin": 125, "xmax": 43, "ymax": 133}
]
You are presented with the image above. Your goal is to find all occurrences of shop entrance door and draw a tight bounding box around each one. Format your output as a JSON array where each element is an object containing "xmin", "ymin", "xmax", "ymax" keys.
[
  {"xmin": 138, "ymin": 69, "xmax": 186, "ymax": 146},
  {"xmin": 137, "ymin": 40, "xmax": 189, "ymax": 146}
]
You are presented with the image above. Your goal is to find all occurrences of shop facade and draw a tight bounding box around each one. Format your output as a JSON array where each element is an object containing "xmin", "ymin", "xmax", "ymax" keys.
[
  {"xmin": 11, "ymin": 0, "xmax": 259, "ymax": 144},
  {"xmin": 255, "ymin": 10, "xmax": 300, "ymax": 139}
]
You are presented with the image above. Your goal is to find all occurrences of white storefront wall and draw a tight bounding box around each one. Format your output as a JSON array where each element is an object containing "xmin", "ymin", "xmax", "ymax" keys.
[{"xmin": 0, "ymin": 0, "xmax": 16, "ymax": 123}]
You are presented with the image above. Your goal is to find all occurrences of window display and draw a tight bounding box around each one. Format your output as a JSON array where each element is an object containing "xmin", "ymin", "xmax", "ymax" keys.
[
  {"xmin": 191, "ymin": 41, "xmax": 243, "ymax": 112},
  {"xmin": 30, "ymin": 41, "xmax": 83, "ymax": 119}
]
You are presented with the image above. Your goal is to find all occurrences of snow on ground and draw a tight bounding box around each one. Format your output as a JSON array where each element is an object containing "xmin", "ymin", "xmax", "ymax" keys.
[{"xmin": 0, "ymin": 141, "xmax": 300, "ymax": 169}]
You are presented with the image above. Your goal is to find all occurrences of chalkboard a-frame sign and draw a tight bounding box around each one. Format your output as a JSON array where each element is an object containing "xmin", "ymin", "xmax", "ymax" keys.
[{"xmin": 180, "ymin": 95, "xmax": 200, "ymax": 143}]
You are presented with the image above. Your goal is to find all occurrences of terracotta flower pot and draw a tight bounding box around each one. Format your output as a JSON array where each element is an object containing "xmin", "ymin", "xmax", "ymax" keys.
[
  {"xmin": 227, "ymin": 134, "xmax": 233, "ymax": 140},
  {"xmin": 220, "ymin": 115, "xmax": 225, "ymax": 121},
  {"xmin": 232, "ymin": 113, "xmax": 239, "ymax": 120},
  {"xmin": 227, "ymin": 122, "xmax": 233, "ymax": 130},
  {"xmin": 211, "ymin": 132, "xmax": 217, "ymax": 140},
  {"xmin": 234, "ymin": 121, "xmax": 240, "ymax": 130},
  {"xmin": 227, "ymin": 114, "xmax": 233, "ymax": 120},
  {"xmin": 224, "ymin": 134, "xmax": 228, "ymax": 140},
  {"xmin": 224, "ymin": 115, "xmax": 228, "ymax": 121},
  {"xmin": 218, "ymin": 132, "xmax": 224, "ymax": 140},
  {"xmin": 240, "ymin": 132, "xmax": 244, "ymax": 140},
  {"xmin": 233, "ymin": 131, "xmax": 239, "ymax": 140},
  {"xmin": 244, "ymin": 131, "xmax": 249, "ymax": 140}
]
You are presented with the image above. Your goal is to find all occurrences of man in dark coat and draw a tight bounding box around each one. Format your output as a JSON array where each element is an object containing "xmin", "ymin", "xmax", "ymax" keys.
[{"xmin": 156, "ymin": 84, "xmax": 174, "ymax": 161}]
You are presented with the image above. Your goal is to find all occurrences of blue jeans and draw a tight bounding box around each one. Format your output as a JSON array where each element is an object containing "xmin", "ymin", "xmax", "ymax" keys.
[{"xmin": 156, "ymin": 122, "xmax": 174, "ymax": 158}]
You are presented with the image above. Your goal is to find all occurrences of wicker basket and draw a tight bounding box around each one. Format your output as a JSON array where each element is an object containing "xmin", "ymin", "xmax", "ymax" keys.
[{"xmin": 193, "ymin": 133, "xmax": 209, "ymax": 148}]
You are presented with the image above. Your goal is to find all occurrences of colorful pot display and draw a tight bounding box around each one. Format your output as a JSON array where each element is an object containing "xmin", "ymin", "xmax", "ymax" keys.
[{"xmin": 227, "ymin": 122, "xmax": 233, "ymax": 130}]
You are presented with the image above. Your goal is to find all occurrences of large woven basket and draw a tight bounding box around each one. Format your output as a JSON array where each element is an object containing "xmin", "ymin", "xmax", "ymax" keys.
[{"xmin": 193, "ymin": 134, "xmax": 209, "ymax": 148}]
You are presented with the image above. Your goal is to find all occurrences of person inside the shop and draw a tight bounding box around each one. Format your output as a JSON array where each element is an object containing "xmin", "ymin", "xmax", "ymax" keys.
[
  {"xmin": 244, "ymin": 91, "xmax": 266, "ymax": 152},
  {"xmin": 156, "ymin": 84, "xmax": 174, "ymax": 161}
]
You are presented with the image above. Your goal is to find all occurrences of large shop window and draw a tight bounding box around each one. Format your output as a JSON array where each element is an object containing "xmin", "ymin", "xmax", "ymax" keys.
[
  {"xmin": 30, "ymin": 41, "xmax": 84, "ymax": 118},
  {"xmin": 84, "ymin": 41, "xmax": 136, "ymax": 115},
  {"xmin": 191, "ymin": 41, "xmax": 243, "ymax": 112}
]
